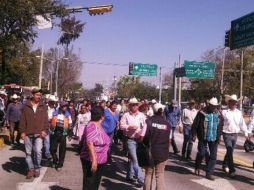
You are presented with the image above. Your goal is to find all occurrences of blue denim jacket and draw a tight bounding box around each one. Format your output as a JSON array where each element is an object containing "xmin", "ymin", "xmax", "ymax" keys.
[
  {"xmin": 164, "ymin": 105, "xmax": 181, "ymax": 128},
  {"xmin": 6, "ymin": 102, "xmax": 23, "ymax": 122}
]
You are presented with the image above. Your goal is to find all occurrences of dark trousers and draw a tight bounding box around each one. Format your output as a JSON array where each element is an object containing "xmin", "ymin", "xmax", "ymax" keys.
[
  {"xmin": 9, "ymin": 121, "xmax": 20, "ymax": 144},
  {"xmin": 81, "ymin": 159, "xmax": 104, "ymax": 190},
  {"xmin": 195, "ymin": 140, "xmax": 218, "ymax": 176},
  {"xmin": 171, "ymin": 128, "xmax": 179, "ymax": 153},
  {"xmin": 50, "ymin": 133, "xmax": 66, "ymax": 167},
  {"xmin": 223, "ymin": 133, "xmax": 237, "ymax": 173},
  {"xmin": 182, "ymin": 126, "xmax": 193, "ymax": 158}
]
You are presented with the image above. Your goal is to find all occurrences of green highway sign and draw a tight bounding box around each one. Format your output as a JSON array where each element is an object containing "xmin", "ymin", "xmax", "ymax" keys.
[
  {"xmin": 231, "ymin": 12, "xmax": 254, "ymax": 50},
  {"xmin": 184, "ymin": 61, "xmax": 215, "ymax": 79},
  {"xmin": 129, "ymin": 62, "xmax": 157, "ymax": 76}
]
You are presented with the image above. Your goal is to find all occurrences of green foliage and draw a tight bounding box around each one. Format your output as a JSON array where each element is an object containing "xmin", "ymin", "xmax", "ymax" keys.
[
  {"xmin": 85, "ymin": 83, "xmax": 104, "ymax": 100},
  {"xmin": 58, "ymin": 16, "xmax": 85, "ymax": 48}
]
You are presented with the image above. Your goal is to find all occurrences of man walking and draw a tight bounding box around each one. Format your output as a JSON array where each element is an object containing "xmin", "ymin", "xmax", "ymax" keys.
[
  {"xmin": 20, "ymin": 88, "xmax": 48, "ymax": 179},
  {"xmin": 6, "ymin": 94, "xmax": 23, "ymax": 145},
  {"xmin": 120, "ymin": 98, "xmax": 147, "ymax": 187},
  {"xmin": 192, "ymin": 98, "xmax": 223, "ymax": 180},
  {"xmin": 181, "ymin": 99, "xmax": 198, "ymax": 159},
  {"xmin": 164, "ymin": 99, "xmax": 181, "ymax": 154},
  {"xmin": 222, "ymin": 94, "xmax": 251, "ymax": 177}
]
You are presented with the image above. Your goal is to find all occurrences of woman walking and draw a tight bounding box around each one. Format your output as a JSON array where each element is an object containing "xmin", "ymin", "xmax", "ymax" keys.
[{"xmin": 80, "ymin": 106, "xmax": 110, "ymax": 190}]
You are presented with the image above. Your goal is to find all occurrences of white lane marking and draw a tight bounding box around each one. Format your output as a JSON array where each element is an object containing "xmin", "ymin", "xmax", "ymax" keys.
[
  {"xmin": 16, "ymin": 167, "xmax": 58, "ymax": 190},
  {"xmin": 16, "ymin": 182, "xmax": 58, "ymax": 190},
  {"xmin": 191, "ymin": 178, "xmax": 237, "ymax": 190}
]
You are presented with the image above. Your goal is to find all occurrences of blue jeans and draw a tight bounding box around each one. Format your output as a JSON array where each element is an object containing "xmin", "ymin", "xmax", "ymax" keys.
[
  {"xmin": 223, "ymin": 133, "xmax": 237, "ymax": 173},
  {"xmin": 127, "ymin": 139, "xmax": 144, "ymax": 183},
  {"xmin": 182, "ymin": 125, "xmax": 193, "ymax": 158},
  {"xmin": 25, "ymin": 136, "xmax": 43, "ymax": 169},
  {"xmin": 195, "ymin": 141, "xmax": 218, "ymax": 176},
  {"xmin": 44, "ymin": 134, "xmax": 51, "ymax": 158}
]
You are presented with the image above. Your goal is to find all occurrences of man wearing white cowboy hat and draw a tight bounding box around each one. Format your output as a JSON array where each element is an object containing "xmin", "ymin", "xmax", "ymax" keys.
[
  {"xmin": 222, "ymin": 94, "xmax": 251, "ymax": 177},
  {"xmin": 192, "ymin": 97, "xmax": 223, "ymax": 180},
  {"xmin": 120, "ymin": 97, "xmax": 147, "ymax": 187},
  {"xmin": 181, "ymin": 99, "xmax": 198, "ymax": 160},
  {"xmin": 6, "ymin": 94, "xmax": 23, "ymax": 145}
]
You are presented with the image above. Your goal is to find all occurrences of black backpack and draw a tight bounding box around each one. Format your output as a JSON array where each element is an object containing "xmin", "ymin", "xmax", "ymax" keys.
[{"xmin": 244, "ymin": 139, "xmax": 254, "ymax": 152}]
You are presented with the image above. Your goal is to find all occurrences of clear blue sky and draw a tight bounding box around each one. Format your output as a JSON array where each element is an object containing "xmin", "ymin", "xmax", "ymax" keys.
[{"xmin": 34, "ymin": 0, "xmax": 254, "ymax": 89}]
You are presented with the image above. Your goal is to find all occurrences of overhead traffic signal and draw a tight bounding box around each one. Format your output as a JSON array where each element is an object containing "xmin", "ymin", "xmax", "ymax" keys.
[
  {"xmin": 225, "ymin": 30, "xmax": 232, "ymax": 48},
  {"xmin": 87, "ymin": 5, "xmax": 113, "ymax": 16}
]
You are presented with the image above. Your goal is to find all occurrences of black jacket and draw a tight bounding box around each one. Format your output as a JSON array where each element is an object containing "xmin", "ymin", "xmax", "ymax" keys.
[
  {"xmin": 191, "ymin": 108, "xmax": 223, "ymax": 143},
  {"xmin": 143, "ymin": 115, "xmax": 171, "ymax": 164}
]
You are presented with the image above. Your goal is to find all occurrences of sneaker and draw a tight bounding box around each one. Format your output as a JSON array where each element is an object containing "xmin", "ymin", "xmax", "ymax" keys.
[
  {"xmin": 206, "ymin": 175, "xmax": 215, "ymax": 181},
  {"xmin": 56, "ymin": 166, "xmax": 62, "ymax": 172},
  {"xmin": 136, "ymin": 180, "xmax": 144, "ymax": 188},
  {"xmin": 126, "ymin": 177, "xmax": 136, "ymax": 183},
  {"xmin": 222, "ymin": 166, "xmax": 229, "ymax": 173},
  {"xmin": 194, "ymin": 169, "xmax": 200, "ymax": 176},
  {"xmin": 26, "ymin": 169, "xmax": 34, "ymax": 179},
  {"xmin": 229, "ymin": 172, "xmax": 235, "ymax": 178},
  {"xmin": 34, "ymin": 169, "xmax": 40, "ymax": 178}
]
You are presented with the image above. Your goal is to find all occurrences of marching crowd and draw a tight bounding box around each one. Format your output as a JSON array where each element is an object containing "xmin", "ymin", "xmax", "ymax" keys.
[{"xmin": 0, "ymin": 88, "xmax": 254, "ymax": 190}]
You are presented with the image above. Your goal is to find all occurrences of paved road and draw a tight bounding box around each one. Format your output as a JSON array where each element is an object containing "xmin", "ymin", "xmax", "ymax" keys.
[{"xmin": 0, "ymin": 131, "xmax": 254, "ymax": 190}]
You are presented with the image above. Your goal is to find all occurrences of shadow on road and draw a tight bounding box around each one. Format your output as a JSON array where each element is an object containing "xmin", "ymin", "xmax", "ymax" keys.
[
  {"xmin": 49, "ymin": 185, "xmax": 71, "ymax": 190},
  {"xmin": 2, "ymin": 156, "xmax": 27, "ymax": 176},
  {"xmin": 100, "ymin": 144, "xmax": 137, "ymax": 190}
]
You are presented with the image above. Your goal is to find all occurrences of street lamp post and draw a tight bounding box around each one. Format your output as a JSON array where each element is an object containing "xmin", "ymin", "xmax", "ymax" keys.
[{"xmin": 38, "ymin": 45, "xmax": 44, "ymax": 89}]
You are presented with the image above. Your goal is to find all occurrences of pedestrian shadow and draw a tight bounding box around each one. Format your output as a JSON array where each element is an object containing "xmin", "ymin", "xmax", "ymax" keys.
[
  {"xmin": 2, "ymin": 156, "xmax": 26, "ymax": 176},
  {"xmin": 9, "ymin": 144, "xmax": 25, "ymax": 152},
  {"xmin": 49, "ymin": 185, "xmax": 71, "ymax": 190},
  {"xmin": 100, "ymin": 178, "xmax": 137, "ymax": 190}
]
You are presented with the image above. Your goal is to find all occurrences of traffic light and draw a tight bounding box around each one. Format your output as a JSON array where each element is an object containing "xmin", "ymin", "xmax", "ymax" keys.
[
  {"xmin": 225, "ymin": 30, "xmax": 231, "ymax": 48},
  {"xmin": 87, "ymin": 5, "xmax": 113, "ymax": 16}
]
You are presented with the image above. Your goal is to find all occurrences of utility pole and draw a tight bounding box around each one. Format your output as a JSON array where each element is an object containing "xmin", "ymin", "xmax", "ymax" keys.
[
  {"xmin": 240, "ymin": 49, "xmax": 244, "ymax": 111},
  {"xmin": 55, "ymin": 48, "xmax": 60, "ymax": 97},
  {"xmin": 38, "ymin": 45, "xmax": 44, "ymax": 89},
  {"xmin": 173, "ymin": 62, "xmax": 177, "ymax": 101},
  {"xmin": 220, "ymin": 48, "xmax": 227, "ymax": 103},
  {"xmin": 178, "ymin": 55, "xmax": 182, "ymax": 107},
  {"xmin": 159, "ymin": 67, "xmax": 162, "ymax": 103}
]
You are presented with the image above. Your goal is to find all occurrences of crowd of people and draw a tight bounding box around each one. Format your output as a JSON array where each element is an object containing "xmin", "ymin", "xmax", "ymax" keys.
[{"xmin": 0, "ymin": 88, "xmax": 253, "ymax": 190}]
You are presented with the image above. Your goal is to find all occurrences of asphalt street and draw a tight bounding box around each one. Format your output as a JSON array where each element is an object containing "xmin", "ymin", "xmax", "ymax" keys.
[{"xmin": 0, "ymin": 131, "xmax": 254, "ymax": 190}]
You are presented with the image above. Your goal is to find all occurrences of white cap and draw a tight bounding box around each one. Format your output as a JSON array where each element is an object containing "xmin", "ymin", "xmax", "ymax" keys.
[{"xmin": 153, "ymin": 103, "xmax": 164, "ymax": 112}]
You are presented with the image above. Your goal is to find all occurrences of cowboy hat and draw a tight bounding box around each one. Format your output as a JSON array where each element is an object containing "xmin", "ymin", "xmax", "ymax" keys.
[
  {"xmin": 48, "ymin": 95, "xmax": 58, "ymax": 102},
  {"xmin": 0, "ymin": 91, "xmax": 7, "ymax": 96},
  {"xmin": 11, "ymin": 94, "xmax": 20, "ymax": 99},
  {"xmin": 225, "ymin": 94, "xmax": 241, "ymax": 103},
  {"xmin": 128, "ymin": 97, "xmax": 139, "ymax": 104},
  {"xmin": 208, "ymin": 97, "xmax": 218, "ymax": 106}
]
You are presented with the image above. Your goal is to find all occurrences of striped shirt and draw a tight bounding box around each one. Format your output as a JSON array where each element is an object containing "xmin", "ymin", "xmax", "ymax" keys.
[{"xmin": 80, "ymin": 122, "xmax": 110, "ymax": 164}]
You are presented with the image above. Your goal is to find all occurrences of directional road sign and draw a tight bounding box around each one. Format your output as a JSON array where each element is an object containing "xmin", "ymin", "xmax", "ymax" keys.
[
  {"xmin": 184, "ymin": 61, "xmax": 215, "ymax": 79},
  {"xmin": 129, "ymin": 62, "xmax": 157, "ymax": 76},
  {"xmin": 231, "ymin": 12, "xmax": 254, "ymax": 50}
]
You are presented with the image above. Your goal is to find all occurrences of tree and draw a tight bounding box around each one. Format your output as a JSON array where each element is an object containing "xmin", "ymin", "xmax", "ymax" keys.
[
  {"xmin": 117, "ymin": 76, "xmax": 140, "ymax": 98},
  {"xmin": 85, "ymin": 83, "xmax": 104, "ymax": 100},
  {"xmin": 43, "ymin": 47, "xmax": 83, "ymax": 97},
  {"xmin": 58, "ymin": 16, "xmax": 85, "ymax": 49}
]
